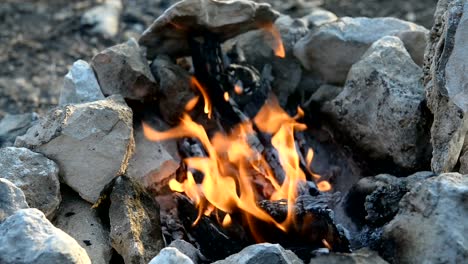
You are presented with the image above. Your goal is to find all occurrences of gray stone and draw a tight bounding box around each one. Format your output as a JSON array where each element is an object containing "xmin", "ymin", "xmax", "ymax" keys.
[
  {"xmin": 294, "ymin": 17, "xmax": 428, "ymax": 84},
  {"xmin": 108, "ymin": 176, "xmax": 165, "ymax": 264},
  {"xmin": 81, "ymin": 0, "xmax": 122, "ymax": 38},
  {"xmin": 213, "ymin": 243, "xmax": 303, "ymax": 264},
  {"xmin": 150, "ymin": 56, "xmax": 196, "ymax": 124},
  {"xmin": 0, "ymin": 112, "xmax": 38, "ymax": 147},
  {"xmin": 15, "ymin": 96, "xmax": 134, "ymax": 203},
  {"xmin": 305, "ymin": 84, "xmax": 343, "ymax": 107},
  {"xmin": 139, "ymin": 0, "xmax": 279, "ymax": 59},
  {"xmin": 380, "ymin": 173, "xmax": 468, "ymax": 263},
  {"xmin": 347, "ymin": 171, "xmax": 435, "ymax": 226},
  {"xmin": 149, "ymin": 247, "xmax": 194, "ymax": 264},
  {"xmin": 423, "ymin": 0, "xmax": 468, "ymax": 173},
  {"xmin": 0, "ymin": 208, "xmax": 91, "ymax": 264},
  {"xmin": 91, "ymin": 38, "xmax": 158, "ymax": 100},
  {"xmin": 54, "ymin": 191, "xmax": 112, "ymax": 264},
  {"xmin": 323, "ymin": 36, "xmax": 430, "ymax": 170},
  {"xmin": 0, "ymin": 178, "xmax": 29, "ymax": 222},
  {"xmin": 302, "ymin": 9, "xmax": 338, "ymax": 28},
  {"xmin": 59, "ymin": 60, "xmax": 105, "ymax": 106},
  {"xmin": 168, "ymin": 239, "xmax": 204, "ymax": 264},
  {"xmin": 224, "ymin": 15, "xmax": 308, "ymax": 105},
  {"xmin": 309, "ymin": 248, "xmax": 388, "ymax": 264},
  {"xmin": 0, "ymin": 147, "xmax": 60, "ymax": 219},
  {"xmin": 127, "ymin": 124, "xmax": 179, "ymax": 188}
]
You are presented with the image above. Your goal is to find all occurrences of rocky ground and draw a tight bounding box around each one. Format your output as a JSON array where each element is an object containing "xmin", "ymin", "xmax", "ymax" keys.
[
  {"xmin": 0, "ymin": 0, "xmax": 437, "ymax": 118},
  {"xmin": 2, "ymin": 0, "xmax": 467, "ymax": 264}
]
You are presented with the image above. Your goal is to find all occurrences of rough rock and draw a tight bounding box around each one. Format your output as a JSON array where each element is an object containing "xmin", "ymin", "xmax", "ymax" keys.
[
  {"xmin": 59, "ymin": 60, "xmax": 105, "ymax": 105},
  {"xmin": 302, "ymin": 9, "xmax": 338, "ymax": 28},
  {"xmin": 0, "ymin": 112, "xmax": 38, "ymax": 147},
  {"xmin": 91, "ymin": 38, "xmax": 158, "ymax": 100},
  {"xmin": 139, "ymin": 0, "xmax": 279, "ymax": 59},
  {"xmin": 0, "ymin": 147, "xmax": 60, "ymax": 219},
  {"xmin": 15, "ymin": 96, "xmax": 134, "ymax": 203},
  {"xmin": 0, "ymin": 208, "xmax": 91, "ymax": 264},
  {"xmin": 346, "ymin": 171, "xmax": 435, "ymax": 226},
  {"xmin": 224, "ymin": 15, "xmax": 308, "ymax": 105},
  {"xmin": 322, "ymin": 36, "xmax": 430, "ymax": 170},
  {"xmin": 127, "ymin": 124, "xmax": 179, "ymax": 188},
  {"xmin": 150, "ymin": 56, "xmax": 196, "ymax": 124},
  {"xmin": 294, "ymin": 17, "xmax": 428, "ymax": 84},
  {"xmin": 81, "ymin": 0, "xmax": 122, "ymax": 38},
  {"xmin": 55, "ymin": 190, "xmax": 112, "ymax": 264},
  {"xmin": 305, "ymin": 84, "xmax": 343, "ymax": 107},
  {"xmin": 213, "ymin": 243, "xmax": 303, "ymax": 264},
  {"xmin": 423, "ymin": 0, "xmax": 468, "ymax": 173},
  {"xmin": 0, "ymin": 178, "xmax": 29, "ymax": 222},
  {"xmin": 168, "ymin": 239, "xmax": 205, "ymax": 264},
  {"xmin": 106, "ymin": 176, "xmax": 165, "ymax": 264},
  {"xmin": 309, "ymin": 248, "xmax": 388, "ymax": 264},
  {"xmin": 380, "ymin": 173, "xmax": 468, "ymax": 263},
  {"xmin": 149, "ymin": 247, "xmax": 194, "ymax": 264}
]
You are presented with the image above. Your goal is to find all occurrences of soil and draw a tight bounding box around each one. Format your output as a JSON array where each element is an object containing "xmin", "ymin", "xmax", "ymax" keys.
[{"xmin": 0, "ymin": 0, "xmax": 438, "ymax": 118}]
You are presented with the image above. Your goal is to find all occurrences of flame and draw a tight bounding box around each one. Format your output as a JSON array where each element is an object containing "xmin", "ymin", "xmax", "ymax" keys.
[
  {"xmin": 260, "ymin": 23, "xmax": 286, "ymax": 58},
  {"xmin": 191, "ymin": 77, "xmax": 212, "ymax": 118},
  {"xmin": 143, "ymin": 97, "xmax": 330, "ymax": 240},
  {"xmin": 224, "ymin": 91, "xmax": 230, "ymax": 101}
]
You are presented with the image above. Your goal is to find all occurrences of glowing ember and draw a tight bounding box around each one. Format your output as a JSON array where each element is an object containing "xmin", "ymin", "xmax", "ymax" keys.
[
  {"xmin": 224, "ymin": 91, "xmax": 230, "ymax": 101},
  {"xmin": 260, "ymin": 23, "xmax": 286, "ymax": 58},
  {"xmin": 143, "ymin": 96, "xmax": 330, "ymax": 240}
]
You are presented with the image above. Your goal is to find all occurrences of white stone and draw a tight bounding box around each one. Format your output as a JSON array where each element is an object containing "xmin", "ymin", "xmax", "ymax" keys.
[
  {"xmin": 15, "ymin": 96, "xmax": 134, "ymax": 203},
  {"xmin": 59, "ymin": 60, "xmax": 104, "ymax": 105},
  {"xmin": 213, "ymin": 243, "xmax": 303, "ymax": 264},
  {"xmin": 149, "ymin": 247, "xmax": 194, "ymax": 264},
  {"xmin": 0, "ymin": 208, "xmax": 91, "ymax": 264},
  {"xmin": 0, "ymin": 178, "xmax": 29, "ymax": 222},
  {"xmin": 81, "ymin": 0, "xmax": 122, "ymax": 38},
  {"xmin": 0, "ymin": 147, "xmax": 60, "ymax": 219}
]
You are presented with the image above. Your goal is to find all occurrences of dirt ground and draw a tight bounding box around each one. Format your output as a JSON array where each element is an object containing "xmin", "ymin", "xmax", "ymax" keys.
[{"xmin": 0, "ymin": 0, "xmax": 438, "ymax": 118}]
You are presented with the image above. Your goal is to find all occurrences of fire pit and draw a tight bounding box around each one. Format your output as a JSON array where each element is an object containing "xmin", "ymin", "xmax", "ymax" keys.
[{"xmin": 1, "ymin": 0, "xmax": 467, "ymax": 264}]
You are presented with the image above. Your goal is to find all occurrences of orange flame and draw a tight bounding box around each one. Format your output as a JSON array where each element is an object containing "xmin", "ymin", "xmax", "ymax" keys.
[
  {"xmin": 260, "ymin": 23, "xmax": 286, "ymax": 58},
  {"xmin": 143, "ymin": 97, "xmax": 330, "ymax": 240},
  {"xmin": 191, "ymin": 77, "xmax": 212, "ymax": 118}
]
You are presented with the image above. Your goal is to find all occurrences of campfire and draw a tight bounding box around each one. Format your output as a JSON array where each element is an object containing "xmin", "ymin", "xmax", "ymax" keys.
[{"xmin": 1, "ymin": 0, "xmax": 467, "ymax": 264}]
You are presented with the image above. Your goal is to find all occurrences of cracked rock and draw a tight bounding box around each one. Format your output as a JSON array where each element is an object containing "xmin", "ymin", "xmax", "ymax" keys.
[
  {"xmin": 0, "ymin": 147, "xmax": 60, "ymax": 219},
  {"xmin": 15, "ymin": 96, "xmax": 134, "ymax": 203}
]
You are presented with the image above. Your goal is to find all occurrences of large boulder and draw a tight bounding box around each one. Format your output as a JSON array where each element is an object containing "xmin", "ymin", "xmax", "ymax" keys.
[
  {"xmin": 0, "ymin": 208, "xmax": 91, "ymax": 264},
  {"xmin": 323, "ymin": 36, "xmax": 431, "ymax": 171},
  {"xmin": 213, "ymin": 243, "xmax": 303, "ymax": 264},
  {"xmin": 54, "ymin": 191, "xmax": 112, "ymax": 264},
  {"xmin": 0, "ymin": 178, "xmax": 29, "ymax": 222},
  {"xmin": 294, "ymin": 17, "xmax": 428, "ymax": 84},
  {"xmin": 91, "ymin": 38, "xmax": 158, "ymax": 100},
  {"xmin": 15, "ymin": 96, "xmax": 134, "ymax": 203},
  {"xmin": 0, "ymin": 147, "xmax": 60, "ymax": 219},
  {"xmin": 59, "ymin": 60, "xmax": 105, "ymax": 106},
  {"xmin": 139, "ymin": 0, "xmax": 279, "ymax": 58},
  {"xmin": 423, "ymin": 0, "xmax": 468, "ymax": 173},
  {"xmin": 380, "ymin": 173, "xmax": 468, "ymax": 263}
]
